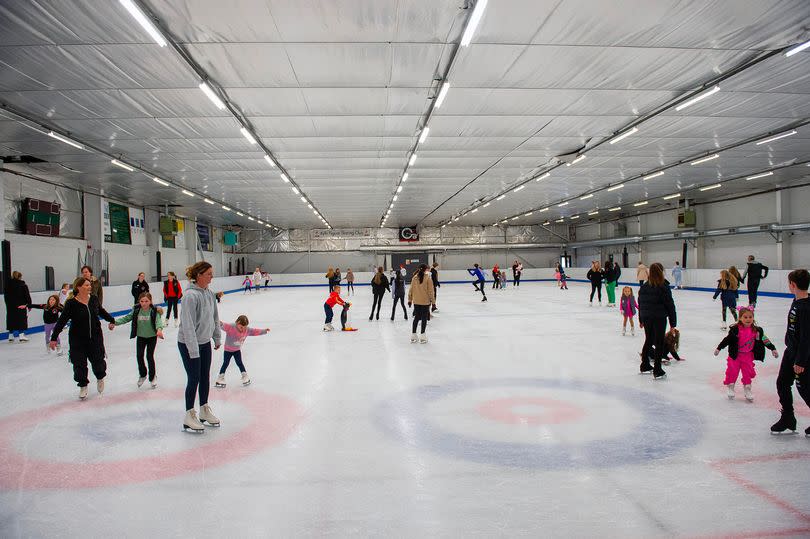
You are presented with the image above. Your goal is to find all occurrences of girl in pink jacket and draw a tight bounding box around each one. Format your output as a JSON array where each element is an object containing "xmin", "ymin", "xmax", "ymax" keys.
[
  {"xmin": 214, "ymin": 315, "xmax": 269, "ymax": 388},
  {"xmin": 619, "ymin": 286, "xmax": 638, "ymax": 336}
]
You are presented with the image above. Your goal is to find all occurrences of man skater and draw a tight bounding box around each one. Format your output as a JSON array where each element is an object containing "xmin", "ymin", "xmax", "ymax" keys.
[
  {"xmin": 467, "ymin": 263, "xmax": 487, "ymax": 302},
  {"xmin": 430, "ymin": 262, "xmax": 440, "ymax": 312},
  {"xmin": 770, "ymin": 269, "xmax": 810, "ymax": 435},
  {"xmin": 741, "ymin": 255, "xmax": 769, "ymax": 306}
]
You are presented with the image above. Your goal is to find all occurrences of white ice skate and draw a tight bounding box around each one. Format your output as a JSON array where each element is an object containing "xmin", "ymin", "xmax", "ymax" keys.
[
  {"xmin": 411, "ymin": 333, "xmax": 418, "ymax": 343},
  {"xmin": 726, "ymin": 383, "xmax": 735, "ymax": 400},
  {"xmin": 419, "ymin": 334, "xmax": 428, "ymax": 344},
  {"xmin": 199, "ymin": 404, "xmax": 220, "ymax": 427},
  {"xmin": 721, "ymin": 324, "xmax": 727, "ymax": 331},
  {"xmin": 183, "ymin": 409, "xmax": 205, "ymax": 433},
  {"xmin": 631, "ymin": 327, "xmax": 635, "ymax": 336},
  {"xmin": 45, "ymin": 342, "xmax": 51, "ymax": 354},
  {"xmin": 743, "ymin": 385, "xmax": 754, "ymax": 402},
  {"xmin": 323, "ymin": 323, "xmax": 334, "ymax": 332},
  {"xmin": 621, "ymin": 328, "xmax": 626, "ymax": 336},
  {"xmin": 215, "ymin": 374, "xmax": 226, "ymax": 388},
  {"xmin": 150, "ymin": 376, "xmax": 157, "ymax": 389},
  {"xmin": 137, "ymin": 376, "xmax": 146, "ymax": 388},
  {"xmin": 19, "ymin": 334, "xmax": 28, "ymax": 342},
  {"xmin": 79, "ymin": 386, "xmax": 88, "ymax": 400},
  {"xmin": 241, "ymin": 372, "xmax": 251, "ymax": 386},
  {"xmin": 7, "ymin": 335, "xmax": 14, "ymax": 343},
  {"xmin": 97, "ymin": 377, "xmax": 105, "ymax": 395}
]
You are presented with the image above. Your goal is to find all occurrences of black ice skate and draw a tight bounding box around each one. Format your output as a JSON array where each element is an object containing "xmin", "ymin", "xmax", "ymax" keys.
[{"xmin": 770, "ymin": 411, "xmax": 797, "ymax": 434}]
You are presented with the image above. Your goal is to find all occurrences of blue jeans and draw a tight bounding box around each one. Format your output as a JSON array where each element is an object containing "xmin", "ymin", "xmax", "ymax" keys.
[
  {"xmin": 220, "ymin": 350, "xmax": 246, "ymax": 374},
  {"xmin": 178, "ymin": 341, "xmax": 212, "ymax": 411}
]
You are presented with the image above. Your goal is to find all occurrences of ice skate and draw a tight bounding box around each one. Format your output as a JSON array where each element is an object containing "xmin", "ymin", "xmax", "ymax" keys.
[
  {"xmin": 137, "ymin": 376, "xmax": 146, "ymax": 388},
  {"xmin": 45, "ymin": 342, "xmax": 51, "ymax": 354},
  {"xmin": 96, "ymin": 377, "xmax": 105, "ymax": 395},
  {"xmin": 323, "ymin": 323, "xmax": 334, "ymax": 332},
  {"xmin": 57, "ymin": 344, "xmax": 64, "ymax": 356},
  {"xmin": 805, "ymin": 426, "xmax": 810, "ymax": 438},
  {"xmin": 241, "ymin": 372, "xmax": 251, "ymax": 386},
  {"xmin": 150, "ymin": 376, "xmax": 157, "ymax": 388},
  {"xmin": 726, "ymin": 383, "xmax": 735, "ymax": 400},
  {"xmin": 631, "ymin": 327, "xmax": 635, "ymax": 336},
  {"xmin": 419, "ymin": 334, "xmax": 428, "ymax": 344},
  {"xmin": 621, "ymin": 328, "xmax": 626, "ymax": 336},
  {"xmin": 481, "ymin": 296, "xmax": 487, "ymax": 302},
  {"xmin": 721, "ymin": 324, "xmax": 727, "ymax": 331},
  {"xmin": 199, "ymin": 404, "xmax": 220, "ymax": 427},
  {"xmin": 7, "ymin": 335, "xmax": 14, "ymax": 343},
  {"xmin": 743, "ymin": 385, "xmax": 753, "ymax": 402},
  {"xmin": 183, "ymin": 409, "xmax": 205, "ymax": 433},
  {"xmin": 341, "ymin": 326, "xmax": 358, "ymax": 332},
  {"xmin": 215, "ymin": 373, "xmax": 226, "ymax": 388},
  {"xmin": 411, "ymin": 333, "xmax": 418, "ymax": 343},
  {"xmin": 79, "ymin": 386, "xmax": 88, "ymax": 400},
  {"xmin": 770, "ymin": 411, "xmax": 797, "ymax": 434},
  {"xmin": 19, "ymin": 334, "xmax": 28, "ymax": 342},
  {"xmin": 653, "ymin": 369, "xmax": 667, "ymax": 380}
]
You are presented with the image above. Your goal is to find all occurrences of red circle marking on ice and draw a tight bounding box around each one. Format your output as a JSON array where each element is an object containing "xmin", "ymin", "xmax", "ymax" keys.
[
  {"xmin": 477, "ymin": 397, "xmax": 586, "ymax": 425},
  {"xmin": 0, "ymin": 389, "xmax": 305, "ymax": 489},
  {"xmin": 707, "ymin": 364, "xmax": 810, "ymax": 418}
]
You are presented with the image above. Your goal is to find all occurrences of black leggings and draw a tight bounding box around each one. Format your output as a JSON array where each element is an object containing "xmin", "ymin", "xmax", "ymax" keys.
[
  {"xmin": 165, "ymin": 298, "xmax": 179, "ymax": 320},
  {"xmin": 136, "ymin": 336, "xmax": 157, "ymax": 381},
  {"xmin": 70, "ymin": 338, "xmax": 107, "ymax": 387},
  {"xmin": 370, "ymin": 292, "xmax": 384, "ymax": 318},
  {"xmin": 747, "ymin": 280, "xmax": 760, "ymax": 305},
  {"xmin": 776, "ymin": 351, "xmax": 810, "ymax": 415},
  {"xmin": 590, "ymin": 283, "xmax": 602, "ymax": 302},
  {"xmin": 514, "ymin": 273, "xmax": 521, "ymax": 286},
  {"xmin": 178, "ymin": 341, "xmax": 212, "ymax": 411},
  {"xmin": 412, "ymin": 304, "xmax": 430, "ymax": 334},
  {"xmin": 346, "ymin": 282, "xmax": 354, "ymax": 293},
  {"xmin": 220, "ymin": 350, "xmax": 246, "ymax": 374},
  {"xmin": 641, "ymin": 318, "xmax": 667, "ymax": 372},
  {"xmin": 473, "ymin": 279, "xmax": 486, "ymax": 296},
  {"xmin": 721, "ymin": 304, "xmax": 738, "ymax": 323},
  {"xmin": 392, "ymin": 294, "xmax": 407, "ymax": 319}
]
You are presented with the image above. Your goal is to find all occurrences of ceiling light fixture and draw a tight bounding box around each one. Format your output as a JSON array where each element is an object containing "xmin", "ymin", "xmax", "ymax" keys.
[
  {"xmin": 239, "ymin": 127, "xmax": 257, "ymax": 145},
  {"xmin": 538, "ymin": 207, "xmax": 549, "ymax": 212},
  {"xmin": 513, "ymin": 185, "xmax": 525, "ymax": 193},
  {"xmin": 700, "ymin": 183, "xmax": 722, "ymax": 191},
  {"xmin": 524, "ymin": 212, "xmax": 533, "ymax": 217},
  {"xmin": 236, "ymin": 212, "xmax": 244, "ymax": 216},
  {"xmin": 690, "ymin": 154, "xmax": 719, "ymax": 165},
  {"xmin": 580, "ymin": 194, "xmax": 593, "ymax": 200},
  {"xmin": 300, "ymin": 196, "xmax": 306, "ymax": 202},
  {"xmin": 746, "ymin": 171, "xmax": 774, "ymax": 180},
  {"xmin": 402, "ymin": 172, "xmax": 409, "ymax": 182},
  {"xmin": 634, "ymin": 201, "xmax": 648, "ymax": 207},
  {"xmin": 609, "ymin": 206, "xmax": 621, "ymax": 212},
  {"xmin": 418, "ymin": 127, "xmax": 430, "ymax": 144},
  {"xmin": 203, "ymin": 198, "xmax": 214, "ymax": 205},
  {"xmin": 47, "ymin": 131, "xmax": 84, "ymax": 150},
  {"xmin": 119, "ymin": 0, "xmax": 167, "ymax": 47},
  {"xmin": 608, "ymin": 126, "xmax": 638, "ymax": 144},
  {"xmin": 755, "ymin": 130, "xmax": 797, "ymax": 145},
  {"xmin": 181, "ymin": 190, "xmax": 194, "ymax": 197},
  {"xmin": 558, "ymin": 201, "xmax": 569, "ymax": 207},
  {"xmin": 497, "ymin": 195, "xmax": 506, "ymax": 201},
  {"xmin": 152, "ymin": 177, "xmax": 169, "ymax": 186},
  {"xmin": 588, "ymin": 211, "xmax": 599, "ymax": 216},
  {"xmin": 111, "ymin": 159, "xmax": 134, "ymax": 172},
  {"xmin": 280, "ymin": 173, "xmax": 289, "ymax": 183},
  {"xmin": 292, "ymin": 187, "xmax": 299, "ymax": 194},
  {"xmin": 483, "ymin": 202, "xmax": 490, "ymax": 208},
  {"xmin": 264, "ymin": 155, "xmax": 276, "ymax": 167},
  {"xmin": 567, "ymin": 154, "xmax": 587, "ymax": 166},
  {"xmin": 409, "ymin": 153, "xmax": 417, "ymax": 166},
  {"xmin": 199, "ymin": 81, "xmax": 225, "ymax": 110},
  {"xmin": 675, "ymin": 85, "xmax": 720, "ymax": 111},
  {"xmin": 555, "ymin": 218, "xmax": 564, "ymax": 223},
  {"xmin": 397, "ymin": 186, "xmax": 403, "ymax": 193},
  {"xmin": 248, "ymin": 217, "xmax": 254, "ymax": 221},
  {"xmin": 393, "ymin": 196, "xmax": 398, "ymax": 201},
  {"xmin": 471, "ymin": 208, "xmax": 478, "ymax": 213},
  {"xmin": 460, "ymin": 0, "xmax": 489, "ymax": 47},
  {"xmin": 663, "ymin": 193, "xmax": 681, "ymax": 200},
  {"xmin": 570, "ymin": 215, "xmax": 580, "ymax": 220},
  {"xmin": 643, "ymin": 171, "xmax": 665, "ymax": 180},
  {"xmin": 607, "ymin": 184, "xmax": 625, "ymax": 192},
  {"xmin": 435, "ymin": 82, "xmax": 450, "ymax": 107},
  {"xmin": 542, "ymin": 221, "xmax": 550, "ymax": 226},
  {"xmin": 535, "ymin": 172, "xmax": 550, "ymax": 181},
  {"xmin": 785, "ymin": 39, "xmax": 810, "ymax": 57},
  {"xmin": 511, "ymin": 216, "xmax": 519, "ymax": 221},
  {"xmin": 222, "ymin": 206, "xmax": 231, "ymax": 211}
]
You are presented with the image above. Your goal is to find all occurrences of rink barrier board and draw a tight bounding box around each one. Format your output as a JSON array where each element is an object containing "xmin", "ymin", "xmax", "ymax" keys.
[{"xmin": 3, "ymin": 278, "xmax": 792, "ymax": 340}]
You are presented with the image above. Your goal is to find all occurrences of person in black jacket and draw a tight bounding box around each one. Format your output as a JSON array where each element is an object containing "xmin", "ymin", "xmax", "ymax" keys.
[
  {"xmin": 430, "ymin": 262, "xmax": 440, "ymax": 311},
  {"xmin": 587, "ymin": 262, "xmax": 604, "ymax": 306},
  {"xmin": 131, "ymin": 272, "xmax": 150, "ymax": 304},
  {"xmin": 391, "ymin": 267, "xmax": 408, "ymax": 320},
  {"xmin": 638, "ymin": 263, "xmax": 677, "ymax": 379},
  {"xmin": 4, "ymin": 271, "xmax": 31, "ymax": 343},
  {"xmin": 369, "ymin": 267, "xmax": 390, "ymax": 321},
  {"xmin": 50, "ymin": 277, "xmax": 116, "ymax": 400},
  {"xmin": 741, "ymin": 255, "xmax": 769, "ymax": 307},
  {"xmin": 30, "ymin": 294, "xmax": 63, "ymax": 355}
]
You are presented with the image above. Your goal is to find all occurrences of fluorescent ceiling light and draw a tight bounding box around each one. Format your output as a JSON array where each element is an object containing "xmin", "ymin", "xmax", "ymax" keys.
[
  {"xmin": 608, "ymin": 126, "xmax": 638, "ymax": 144},
  {"xmin": 119, "ymin": 0, "xmax": 167, "ymax": 47},
  {"xmin": 663, "ymin": 193, "xmax": 681, "ymax": 200},
  {"xmin": 397, "ymin": 186, "xmax": 403, "ymax": 193},
  {"xmin": 182, "ymin": 190, "xmax": 194, "ymax": 197},
  {"xmin": 634, "ymin": 201, "xmax": 648, "ymax": 207},
  {"xmin": 152, "ymin": 177, "xmax": 169, "ymax": 186},
  {"xmin": 501, "ymin": 219, "xmax": 507, "ymax": 224},
  {"xmin": 460, "ymin": 0, "xmax": 489, "ymax": 47},
  {"xmin": 199, "ymin": 81, "xmax": 225, "ymax": 110},
  {"xmin": 644, "ymin": 171, "xmax": 665, "ymax": 180},
  {"xmin": 47, "ymin": 131, "xmax": 84, "ymax": 150},
  {"xmin": 558, "ymin": 201, "xmax": 569, "ymax": 207},
  {"xmin": 418, "ymin": 127, "xmax": 430, "ymax": 144},
  {"xmin": 588, "ymin": 211, "xmax": 599, "ymax": 216},
  {"xmin": 111, "ymin": 159, "xmax": 134, "ymax": 172},
  {"xmin": 607, "ymin": 184, "xmax": 624, "ymax": 191},
  {"xmin": 580, "ymin": 194, "xmax": 593, "ymax": 200},
  {"xmin": 675, "ymin": 85, "xmax": 720, "ymax": 111},
  {"xmin": 248, "ymin": 217, "xmax": 254, "ymax": 221},
  {"xmin": 535, "ymin": 172, "xmax": 550, "ymax": 181},
  {"xmin": 755, "ymin": 130, "xmax": 797, "ymax": 145},
  {"xmin": 511, "ymin": 216, "xmax": 519, "ymax": 221},
  {"xmin": 236, "ymin": 212, "xmax": 244, "ymax": 216},
  {"xmin": 785, "ymin": 39, "xmax": 810, "ymax": 57},
  {"xmin": 204, "ymin": 198, "xmax": 214, "ymax": 205},
  {"xmin": 240, "ymin": 127, "xmax": 257, "ymax": 145},
  {"xmin": 483, "ymin": 202, "xmax": 490, "ymax": 208},
  {"xmin": 555, "ymin": 218, "xmax": 564, "ymax": 223},
  {"xmin": 542, "ymin": 221, "xmax": 550, "ymax": 226},
  {"xmin": 570, "ymin": 215, "xmax": 580, "ymax": 220},
  {"xmin": 307, "ymin": 204, "xmax": 313, "ymax": 209},
  {"xmin": 409, "ymin": 153, "xmax": 417, "ymax": 166},
  {"xmin": 393, "ymin": 196, "xmax": 398, "ymax": 201},
  {"xmin": 281, "ymin": 173, "xmax": 289, "ymax": 183},
  {"xmin": 539, "ymin": 207, "xmax": 549, "ymax": 212},
  {"xmin": 609, "ymin": 206, "xmax": 621, "ymax": 212},
  {"xmin": 700, "ymin": 183, "xmax": 722, "ymax": 191},
  {"xmin": 264, "ymin": 155, "xmax": 276, "ymax": 167},
  {"xmin": 292, "ymin": 187, "xmax": 299, "ymax": 194},
  {"xmin": 471, "ymin": 208, "xmax": 478, "ymax": 213},
  {"xmin": 690, "ymin": 154, "xmax": 719, "ymax": 165},
  {"xmin": 435, "ymin": 82, "xmax": 450, "ymax": 107},
  {"xmin": 746, "ymin": 171, "xmax": 774, "ymax": 180},
  {"xmin": 524, "ymin": 212, "xmax": 533, "ymax": 217},
  {"xmin": 257, "ymin": 220, "xmax": 264, "ymax": 225},
  {"xmin": 222, "ymin": 206, "xmax": 231, "ymax": 211},
  {"xmin": 567, "ymin": 154, "xmax": 587, "ymax": 166},
  {"xmin": 513, "ymin": 185, "xmax": 525, "ymax": 193},
  {"xmin": 497, "ymin": 195, "xmax": 506, "ymax": 201},
  {"xmin": 402, "ymin": 173, "xmax": 408, "ymax": 182},
  {"xmin": 300, "ymin": 196, "xmax": 306, "ymax": 202}
]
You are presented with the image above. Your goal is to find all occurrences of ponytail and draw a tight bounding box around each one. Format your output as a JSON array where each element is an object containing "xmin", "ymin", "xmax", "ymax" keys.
[{"xmin": 416, "ymin": 264, "xmax": 427, "ymax": 284}]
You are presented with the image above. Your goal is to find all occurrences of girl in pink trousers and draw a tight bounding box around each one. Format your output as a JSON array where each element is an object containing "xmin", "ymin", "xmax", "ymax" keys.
[
  {"xmin": 714, "ymin": 305, "xmax": 778, "ymax": 402},
  {"xmin": 619, "ymin": 286, "xmax": 638, "ymax": 336},
  {"xmin": 214, "ymin": 315, "xmax": 269, "ymax": 388}
]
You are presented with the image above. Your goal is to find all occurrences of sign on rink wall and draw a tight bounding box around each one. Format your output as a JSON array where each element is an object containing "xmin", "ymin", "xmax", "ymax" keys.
[{"xmin": 128, "ymin": 207, "xmax": 145, "ymax": 246}]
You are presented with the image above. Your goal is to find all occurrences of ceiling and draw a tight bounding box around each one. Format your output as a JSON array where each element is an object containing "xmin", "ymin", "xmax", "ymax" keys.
[{"xmin": 0, "ymin": 0, "xmax": 809, "ymax": 231}]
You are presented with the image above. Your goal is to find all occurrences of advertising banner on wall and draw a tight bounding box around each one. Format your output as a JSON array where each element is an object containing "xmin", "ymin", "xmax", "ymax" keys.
[
  {"xmin": 398, "ymin": 226, "xmax": 419, "ymax": 242},
  {"xmin": 197, "ymin": 222, "xmax": 212, "ymax": 251},
  {"xmin": 128, "ymin": 207, "xmax": 146, "ymax": 246}
]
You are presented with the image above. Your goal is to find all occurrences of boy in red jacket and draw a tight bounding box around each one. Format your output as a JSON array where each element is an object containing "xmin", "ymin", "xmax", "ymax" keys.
[{"xmin": 323, "ymin": 285, "xmax": 356, "ymax": 332}]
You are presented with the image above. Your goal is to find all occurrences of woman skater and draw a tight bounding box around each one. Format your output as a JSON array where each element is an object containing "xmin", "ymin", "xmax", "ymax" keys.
[
  {"xmin": 638, "ymin": 263, "xmax": 677, "ymax": 379},
  {"xmin": 391, "ymin": 268, "xmax": 408, "ymax": 320},
  {"xmin": 345, "ymin": 268, "xmax": 355, "ymax": 296},
  {"xmin": 163, "ymin": 271, "xmax": 182, "ymax": 327},
  {"xmin": 713, "ymin": 269, "xmax": 739, "ymax": 331},
  {"xmin": 369, "ymin": 267, "xmax": 390, "ymax": 320},
  {"xmin": 587, "ymin": 261, "xmax": 604, "ymax": 306},
  {"xmin": 50, "ymin": 277, "xmax": 116, "ymax": 399},
  {"xmin": 178, "ymin": 262, "xmax": 222, "ymax": 433},
  {"xmin": 5, "ymin": 271, "xmax": 31, "ymax": 342},
  {"xmin": 512, "ymin": 260, "xmax": 523, "ymax": 287},
  {"xmin": 30, "ymin": 294, "xmax": 63, "ymax": 354},
  {"xmin": 467, "ymin": 264, "xmax": 488, "ymax": 302},
  {"xmin": 408, "ymin": 264, "xmax": 435, "ymax": 343},
  {"xmin": 131, "ymin": 272, "xmax": 150, "ymax": 305},
  {"xmin": 430, "ymin": 262, "xmax": 440, "ymax": 312}
]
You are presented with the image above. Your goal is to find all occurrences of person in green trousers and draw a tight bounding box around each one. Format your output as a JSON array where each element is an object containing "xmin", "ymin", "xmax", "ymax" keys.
[{"xmin": 604, "ymin": 259, "xmax": 617, "ymax": 307}]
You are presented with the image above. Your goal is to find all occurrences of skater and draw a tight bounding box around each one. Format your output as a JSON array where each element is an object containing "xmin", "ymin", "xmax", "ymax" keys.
[
  {"xmin": 714, "ymin": 305, "xmax": 778, "ymax": 402},
  {"xmin": 345, "ymin": 268, "xmax": 355, "ymax": 295},
  {"xmin": 252, "ymin": 267, "xmax": 263, "ymax": 292},
  {"xmin": 587, "ymin": 261, "xmax": 603, "ymax": 306},
  {"xmin": 671, "ymin": 261, "xmax": 682, "ymax": 289},
  {"xmin": 131, "ymin": 272, "xmax": 150, "ymax": 305},
  {"xmin": 467, "ymin": 264, "xmax": 487, "ymax": 302},
  {"xmin": 604, "ymin": 259, "xmax": 617, "ymax": 307},
  {"xmin": 323, "ymin": 284, "xmax": 353, "ymax": 331},
  {"xmin": 492, "ymin": 264, "xmax": 500, "ymax": 290},
  {"xmin": 177, "ymin": 261, "xmax": 222, "ymax": 433},
  {"xmin": 215, "ymin": 315, "xmax": 270, "ymax": 388},
  {"xmin": 430, "ymin": 262, "xmax": 440, "ymax": 312},
  {"xmin": 263, "ymin": 271, "xmax": 272, "ymax": 290},
  {"xmin": 50, "ymin": 277, "xmax": 116, "ymax": 400},
  {"xmin": 242, "ymin": 275, "xmax": 254, "ymax": 294},
  {"xmin": 713, "ymin": 269, "xmax": 739, "ymax": 331},
  {"xmin": 326, "ymin": 267, "xmax": 337, "ymax": 291},
  {"xmin": 115, "ymin": 292, "xmax": 165, "ymax": 388},
  {"xmin": 30, "ymin": 294, "xmax": 63, "ymax": 355},
  {"xmin": 638, "ymin": 263, "xmax": 677, "ymax": 379},
  {"xmin": 4, "ymin": 271, "xmax": 31, "ymax": 343},
  {"xmin": 58, "ymin": 282, "xmax": 70, "ymax": 305},
  {"xmin": 619, "ymin": 286, "xmax": 637, "ymax": 336},
  {"xmin": 391, "ymin": 268, "xmax": 408, "ymax": 320},
  {"xmin": 369, "ymin": 267, "xmax": 390, "ymax": 321},
  {"xmin": 613, "ymin": 261, "xmax": 622, "ymax": 285},
  {"xmin": 556, "ymin": 264, "xmax": 568, "ymax": 290},
  {"xmin": 408, "ymin": 264, "xmax": 435, "ymax": 344},
  {"xmin": 771, "ymin": 269, "xmax": 810, "ymax": 435},
  {"xmin": 636, "ymin": 262, "xmax": 649, "ymax": 286},
  {"xmin": 642, "ymin": 327, "xmax": 683, "ymax": 365},
  {"xmin": 163, "ymin": 271, "xmax": 182, "ymax": 327},
  {"xmin": 80, "ymin": 265, "xmax": 104, "ymax": 307},
  {"xmin": 728, "ymin": 266, "xmax": 743, "ymax": 290},
  {"xmin": 512, "ymin": 260, "xmax": 523, "ymax": 287},
  {"xmin": 741, "ymin": 255, "xmax": 769, "ymax": 306}
]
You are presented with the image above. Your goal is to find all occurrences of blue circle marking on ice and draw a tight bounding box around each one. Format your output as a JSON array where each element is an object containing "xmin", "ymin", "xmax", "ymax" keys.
[{"xmin": 372, "ymin": 378, "xmax": 703, "ymax": 469}]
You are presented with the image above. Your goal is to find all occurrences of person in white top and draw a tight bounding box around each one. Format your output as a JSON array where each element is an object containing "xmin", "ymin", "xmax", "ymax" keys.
[{"xmin": 252, "ymin": 268, "xmax": 263, "ymax": 292}]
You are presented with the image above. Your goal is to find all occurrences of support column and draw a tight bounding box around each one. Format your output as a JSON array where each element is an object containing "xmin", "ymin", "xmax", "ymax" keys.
[
  {"xmin": 775, "ymin": 189, "xmax": 790, "ymax": 270},
  {"xmin": 691, "ymin": 204, "xmax": 706, "ymax": 269},
  {"xmin": 0, "ymin": 170, "xmax": 6, "ymax": 243},
  {"xmin": 144, "ymin": 208, "xmax": 160, "ymax": 280},
  {"xmin": 83, "ymin": 192, "xmax": 106, "ymax": 282}
]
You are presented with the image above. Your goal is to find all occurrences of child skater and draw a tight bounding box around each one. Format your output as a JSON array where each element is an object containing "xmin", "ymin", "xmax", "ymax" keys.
[
  {"xmin": 114, "ymin": 292, "xmax": 165, "ymax": 388},
  {"xmin": 713, "ymin": 269, "xmax": 739, "ymax": 330},
  {"xmin": 619, "ymin": 286, "xmax": 637, "ymax": 336},
  {"xmin": 714, "ymin": 305, "xmax": 778, "ymax": 401},
  {"xmin": 58, "ymin": 283, "xmax": 70, "ymax": 305},
  {"xmin": 242, "ymin": 275, "xmax": 253, "ymax": 294},
  {"xmin": 30, "ymin": 294, "xmax": 64, "ymax": 355},
  {"xmin": 215, "ymin": 315, "xmax": 270, "ymax": 388},
  {"xmin": 323, "ymin": 284, "xmax": 355, "ymax": 331}
]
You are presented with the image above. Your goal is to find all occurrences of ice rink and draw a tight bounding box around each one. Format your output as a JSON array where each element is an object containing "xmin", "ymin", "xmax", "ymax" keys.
[{"xmin": 1, "ymin": 280, "xmax": 808, "ymax": 538}]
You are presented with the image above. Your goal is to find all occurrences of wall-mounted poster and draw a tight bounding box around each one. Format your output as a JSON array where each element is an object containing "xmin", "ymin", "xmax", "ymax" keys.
[
  {"xmin": 197, "ymin": 222, "xmax": 212, "ymax": 251},
  {"xmin": 105, "ymin": 201, "xmax": 132, "ymax": 244},
  {"xmin": 129, "ymin": 207, "xmax": 146, "ymax": 246},
  {"xmin": 174, "ymin": 219, "xmax": 186, "ymax": 249}
]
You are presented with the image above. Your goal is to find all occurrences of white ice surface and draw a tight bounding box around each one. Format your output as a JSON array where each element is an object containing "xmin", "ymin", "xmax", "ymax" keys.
[{"xmin": 1, "ymin": 282, "xmax": 808, "ymax": 538}]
